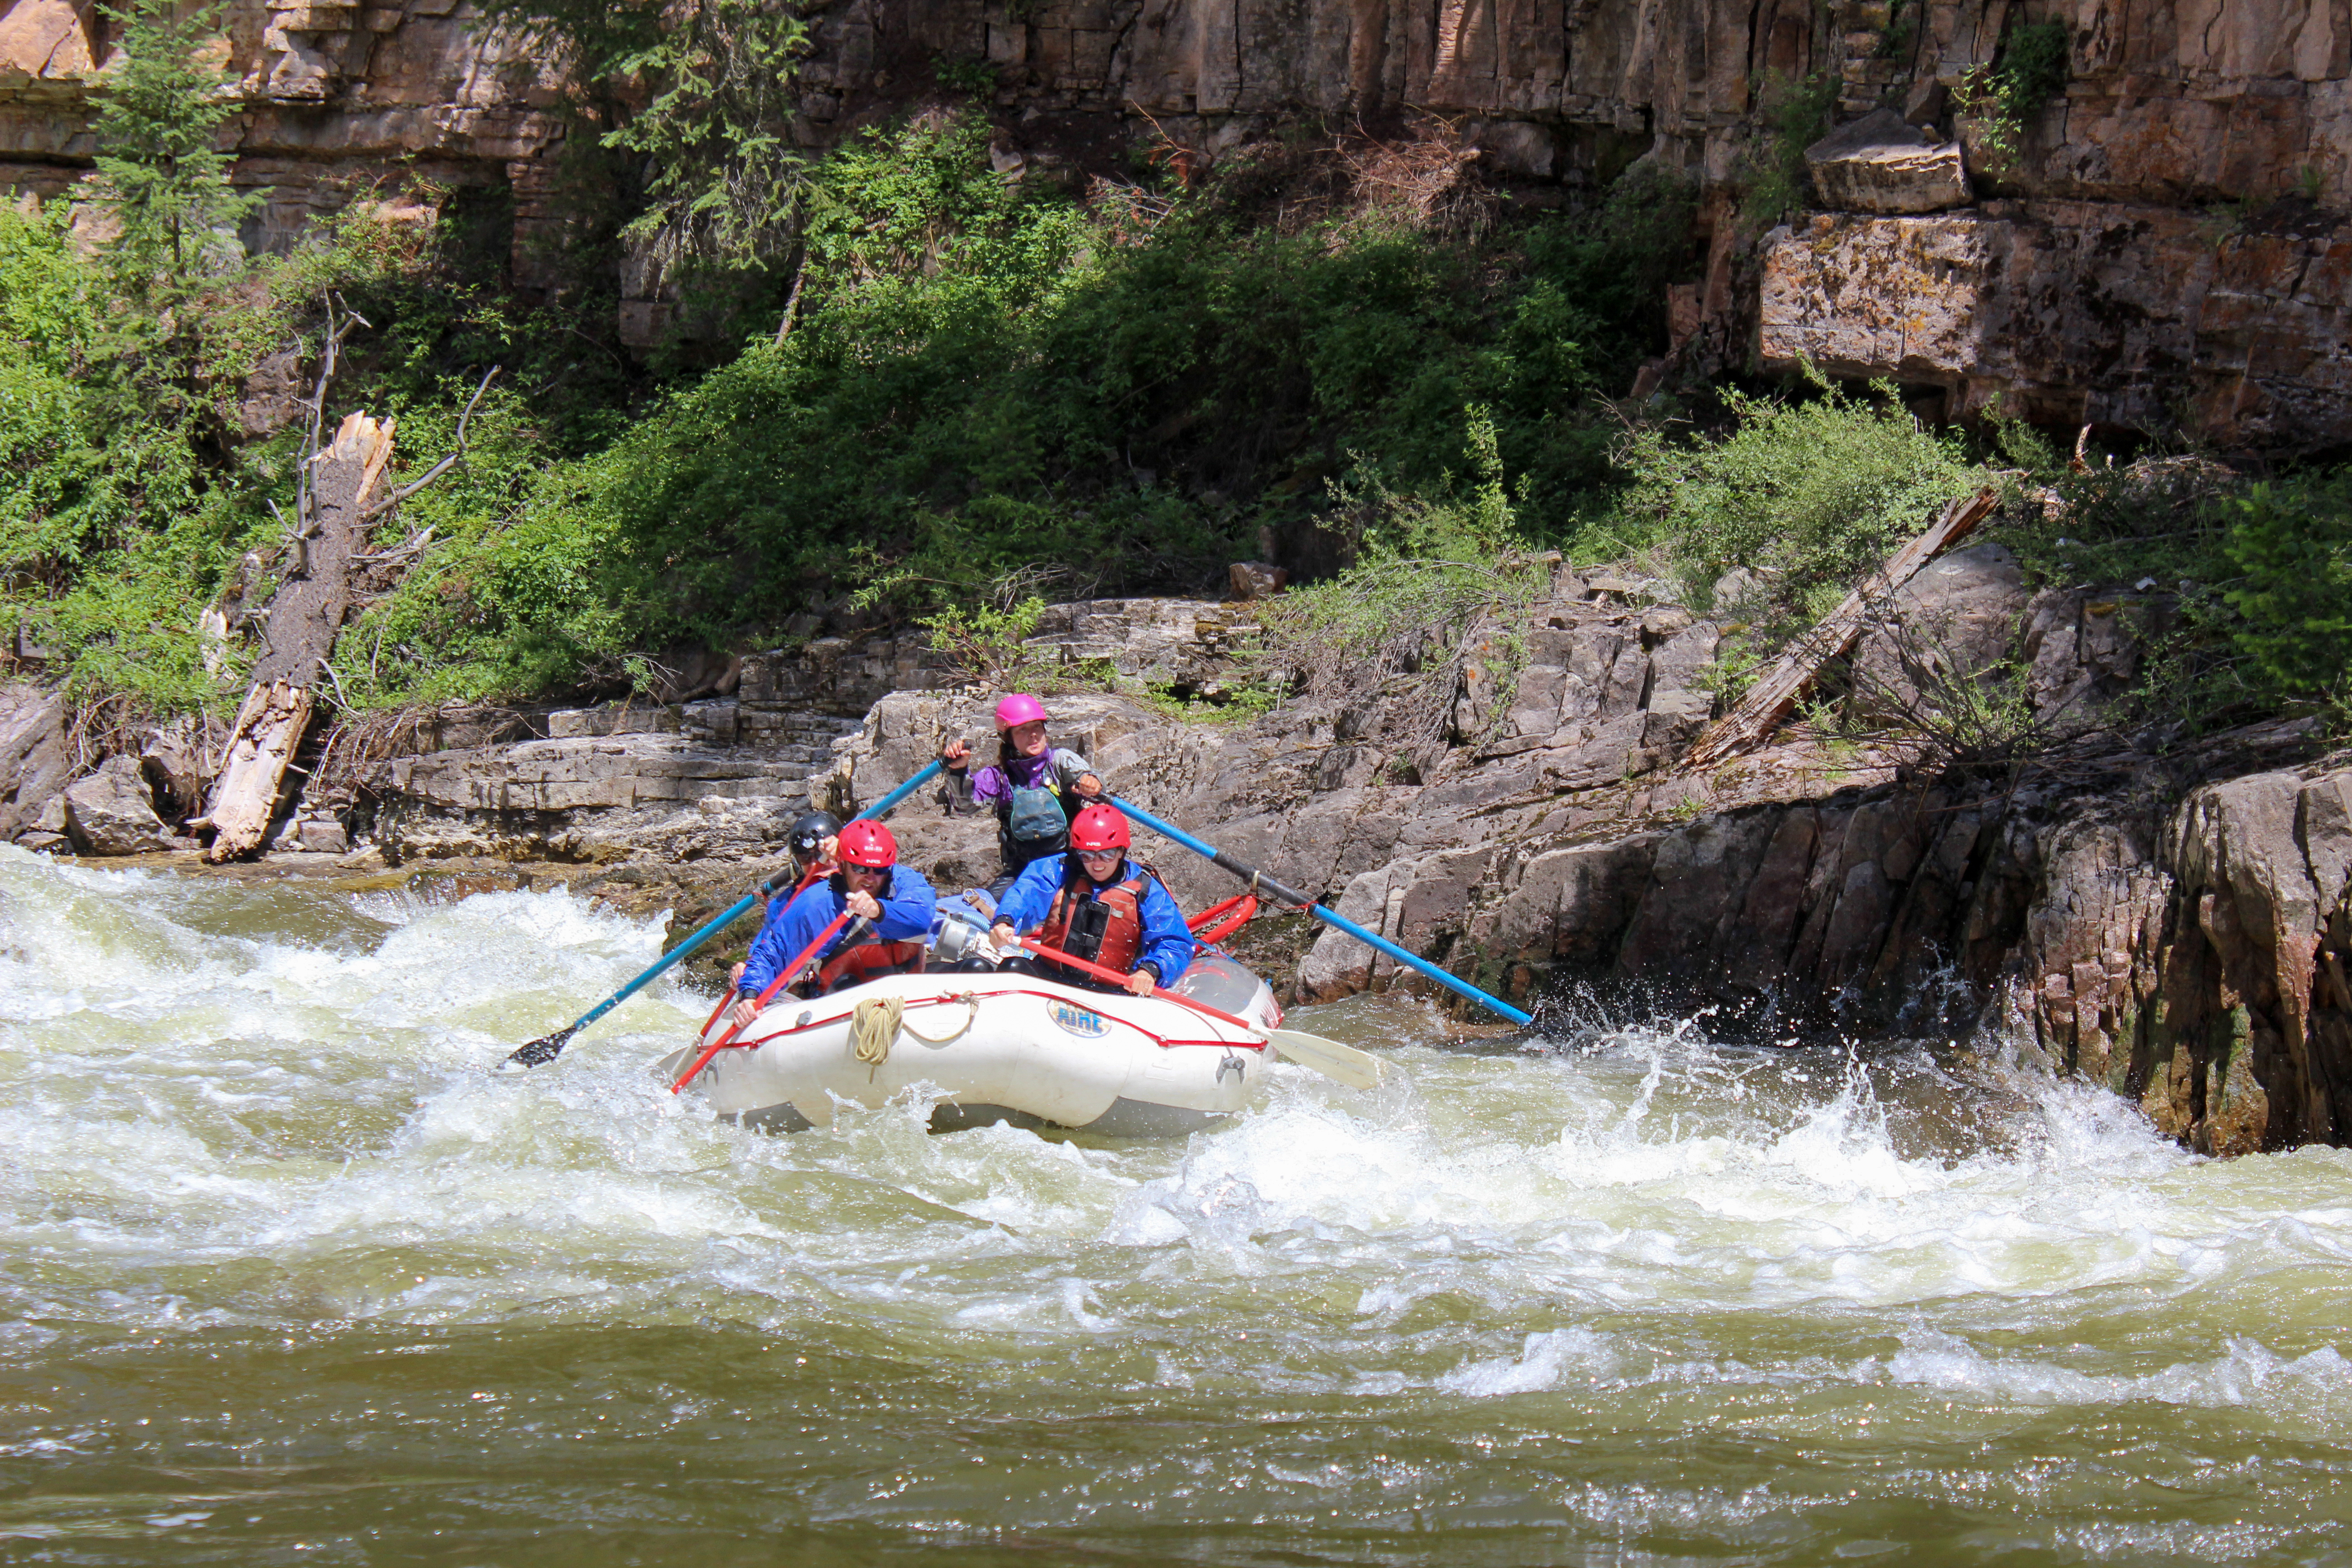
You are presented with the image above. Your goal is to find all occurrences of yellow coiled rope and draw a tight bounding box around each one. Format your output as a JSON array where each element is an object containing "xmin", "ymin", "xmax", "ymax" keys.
[
  {"xmin": 851, "ymin": 992, "xmax": 981, "ymax": 1070},
  {"xmin": 851, "ymin": 997, "xmax": 905, "ymax": 1066}
]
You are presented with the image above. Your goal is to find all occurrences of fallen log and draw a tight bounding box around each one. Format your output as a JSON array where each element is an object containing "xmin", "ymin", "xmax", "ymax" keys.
[
  {"xmin": 201, "ymin": 412, "xmax": 395, "ymax": 862},
  {"xmin": 1680, "ymin": 487, "xmax": 2001, "ymax": 771}
]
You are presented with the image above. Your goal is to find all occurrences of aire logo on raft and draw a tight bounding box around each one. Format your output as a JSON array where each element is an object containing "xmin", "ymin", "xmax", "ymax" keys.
[{"xmin": 1048, "ymin": 1001, "xmax": 1110, "ymax": 1038}]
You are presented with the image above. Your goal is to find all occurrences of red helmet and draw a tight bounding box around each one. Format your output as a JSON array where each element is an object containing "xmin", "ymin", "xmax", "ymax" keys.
[
  {"xmin": 1068, "ymin": 803, "xmax": 1130, "ymax": 852},
  {"xmin": 836, "ymin": 819, "xmax": 897, "ymax": 868}
]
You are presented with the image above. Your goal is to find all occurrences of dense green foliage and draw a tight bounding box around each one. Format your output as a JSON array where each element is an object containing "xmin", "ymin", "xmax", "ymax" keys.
[
  {"xmin": 1604, "ymin": 378, "xmax": 1983, "ymax": 629},
  {"xmin": 598, "ymin": 0, "xmax": 810, "ymax": 271},
  {"xmin": 330, "ymin": 113, "xmax": 1696, "ymax": 704},
  {"xmin": 2221, "ymin": 475, "xmax": 2352, "ymax": 703},
  {"xmin": 22, "ymin": 24, "xmax": 2352, "ymax": 765}
]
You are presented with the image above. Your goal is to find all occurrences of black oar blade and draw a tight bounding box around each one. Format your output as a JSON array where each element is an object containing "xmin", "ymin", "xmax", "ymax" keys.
[{"xmin": 499, "ymin": 1027, "xmax": 577, "ymax": 1073}]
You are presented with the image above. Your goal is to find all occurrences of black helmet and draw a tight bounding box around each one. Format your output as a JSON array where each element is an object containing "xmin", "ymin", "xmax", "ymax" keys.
[{"xmin": 787, "ymin": 809, "xmax": 841, "ymax": 864}]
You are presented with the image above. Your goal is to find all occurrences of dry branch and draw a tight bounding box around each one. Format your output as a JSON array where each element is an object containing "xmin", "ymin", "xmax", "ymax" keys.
[
  {"xmin": 360, "ymin": 366, "xmax": 500, "ymax": 521},
  {"xmin": 1680, "ymin": 487, "xmax": 2001, "ymax": 770}
]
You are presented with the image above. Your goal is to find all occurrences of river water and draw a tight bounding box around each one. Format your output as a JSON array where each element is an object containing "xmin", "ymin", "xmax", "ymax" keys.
[{"xmin": 3, "ymin": 846, "xmax": 2351, "ymax": 1565}]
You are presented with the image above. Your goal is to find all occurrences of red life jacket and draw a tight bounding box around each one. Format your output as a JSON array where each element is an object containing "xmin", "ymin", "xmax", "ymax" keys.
[
  {"xmin": 1040, "ymin": 862, "xmax": 1152, "ymax": 975},
  {"xmin": 815, "ymin": 936, "xmax": 925, "ymax": 990}
]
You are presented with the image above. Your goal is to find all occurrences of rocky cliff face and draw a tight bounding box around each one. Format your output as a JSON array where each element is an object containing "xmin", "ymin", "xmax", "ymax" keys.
[{"xmin": 0, "ymin": 0, "xmax": 2341, "ymax": 436}]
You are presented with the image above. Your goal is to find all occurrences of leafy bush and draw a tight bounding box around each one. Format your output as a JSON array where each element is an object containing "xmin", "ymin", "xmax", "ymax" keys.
[
  {"xmin": 1609, "ymin": 378, "xmax": 1982, "ymax": 637},
  {"xmin": 1965, "ymin": 17, "xmax": 2071, "ymax": 165},
  {"xmin": 10, "ymin": 97, "xmax": 1699, "ymax": 719},
  {"xmin": 0, "ymin": 202, "xmax": 243, "ymax": 715},
  {"xmin": 1741, "ymin": 72, "xmax": 1840, "ymax": 230},
  {"xmin": 1261, "ymin": 407, "xmax": 1551, "ymax": 760},
  {"xmin": 354, "ymin": 110, "xmax": 1692, "ymax": 700}
]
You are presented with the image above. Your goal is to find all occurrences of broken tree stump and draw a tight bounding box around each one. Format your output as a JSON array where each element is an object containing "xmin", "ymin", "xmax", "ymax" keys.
[
  {"xmin": 202, "ymin": 412, "xmax": 395, "ymax": 862},
  {"xmin": 1680, "ymin": 487, "xmax": 2001, "ymax": 771}
]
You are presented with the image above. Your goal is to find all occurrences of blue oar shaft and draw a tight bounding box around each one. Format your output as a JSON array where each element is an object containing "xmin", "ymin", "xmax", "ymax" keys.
[
  {"xmin": 857, "ymin": 756, "xmax": 946, "ymax": 823},
  {"xmin": 1105, "ymin": 793, "xmax": 1534, "ymax": 1028},
  {"xmin": 554, "ymin": 758, "xmax": 944, "ymax": 1036},
  {"xmin": 568, "ymin": 892, "xmax": 759, "ymax": 1033}
]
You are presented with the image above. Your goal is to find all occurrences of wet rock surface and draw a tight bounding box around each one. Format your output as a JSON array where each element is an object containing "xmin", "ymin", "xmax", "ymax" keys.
[{"xmin": 0, "ymin": 682, "xmax": 68, "ymax": 843}]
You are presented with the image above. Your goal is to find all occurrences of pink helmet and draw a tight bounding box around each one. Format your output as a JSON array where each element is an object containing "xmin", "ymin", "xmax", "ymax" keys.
[{"xmin": 994, "ymin": 693, "xmax": 1049, "ymax": 730}]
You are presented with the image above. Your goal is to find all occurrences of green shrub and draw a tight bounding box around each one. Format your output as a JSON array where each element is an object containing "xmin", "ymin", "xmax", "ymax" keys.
[
  {"xmin": 1965, "ymin": 17, "xmax": 2070, "ymax": 165},
  {"xmin": 1262, "ymin": 407, "xmax": 1551, "ymax": 756},
  {"xmin": 359, "ymin": 110, "xmax": 1689, "ymax": 700},
  {"xmin": 10, "ymin": 102, "xmax": 1700, "ymax": 717},
  {"xmin": 2222, "ymin": 473, "xmax": 2352, "ymax": 704},
  {"xmin": 1742, "ymin": 72, "xmax": 1840, "ymax": 230},
  {"xmin": 1609, "ymin": 378, "xmax": 1982, "ymax": 635}
]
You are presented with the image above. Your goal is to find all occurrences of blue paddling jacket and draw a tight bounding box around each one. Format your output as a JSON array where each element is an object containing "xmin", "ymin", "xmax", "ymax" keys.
[
  {"xmin": 994, "ymin": 853, "xmax": 1193, "ymax": 985},
  {"xmin": 740, "ymin": 864, "xmax": 936, "ymax": 995}
]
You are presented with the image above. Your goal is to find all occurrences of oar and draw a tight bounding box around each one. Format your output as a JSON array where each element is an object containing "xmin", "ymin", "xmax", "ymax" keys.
[
  {"xmin": 1015, "ymin": 937, "xmax": 1386, "ymax": 1092},
  {"xmin": 500, "ymin": 759, "xmax": 942, "ymax": 1070},
  {"xmin": 1103, "ymin": 793, "xmax": 1535, "ymax": 1028},
  {"xmin": 671, "ymin": 911, "xmax": 864, "ymax": 1093}
]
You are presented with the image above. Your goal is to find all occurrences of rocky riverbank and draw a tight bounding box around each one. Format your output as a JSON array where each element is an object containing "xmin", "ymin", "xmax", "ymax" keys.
[{"xmin": 8, "ymin": 570, "xmax": 2352, "ymax": 1156}]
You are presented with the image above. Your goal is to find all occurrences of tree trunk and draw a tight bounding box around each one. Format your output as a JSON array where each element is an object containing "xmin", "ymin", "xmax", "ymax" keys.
[
  {"xmin": 1680, "ymin": 488, "xmax": 2000, "ymax": 771},
  {"xmin": 201, "ymin": 412, "xmax": 394, "ymax": 862}
]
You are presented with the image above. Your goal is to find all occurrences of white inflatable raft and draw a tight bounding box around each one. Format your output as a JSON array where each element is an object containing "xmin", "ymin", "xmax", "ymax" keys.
[{"xmin": 657, "ymin": 953, "xmax": 1281, "ymax": 1136}]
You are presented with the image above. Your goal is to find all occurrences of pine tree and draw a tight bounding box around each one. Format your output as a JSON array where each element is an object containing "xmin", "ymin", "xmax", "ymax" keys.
[{"xmin": 84, "ymin": 0, "xmax": 258, "ymax": 287}]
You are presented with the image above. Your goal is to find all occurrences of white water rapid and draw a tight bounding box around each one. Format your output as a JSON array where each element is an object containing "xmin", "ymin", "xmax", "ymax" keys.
[{"xmin": 3, "ymin": 845, "xmax": 2350, "ymax": 1564}]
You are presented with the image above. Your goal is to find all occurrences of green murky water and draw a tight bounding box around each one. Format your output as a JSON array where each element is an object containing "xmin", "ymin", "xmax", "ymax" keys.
[{"xmin": 3, "ymin": 843, "xmax": 2350, "ymax": 1565}]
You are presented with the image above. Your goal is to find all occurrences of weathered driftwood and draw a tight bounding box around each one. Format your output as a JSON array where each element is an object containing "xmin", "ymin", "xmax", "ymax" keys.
[
  {"xmin": 1680, "ymin": 487, "xmax": 2001, "ymax": 771},
  {"xmin": 201, "ymin": 412, "xmax": 395, "ymax": 862}
]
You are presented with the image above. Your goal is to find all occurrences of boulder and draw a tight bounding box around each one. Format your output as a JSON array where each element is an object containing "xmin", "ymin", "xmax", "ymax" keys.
[
  {"xmin": 64, "ymin": 756, "xmax": 175, "ymax": 855},
  {"xmin": 1850, "ymin": 542, "xmax": 2033, "ymax": 717},
  {"xmin": 1803, "ymin": 108, "xmax": 1970, "ymax": 214},
  {"xmin": 0, "ymin": 682, "xmax": 69, "ymax": 842},
  {"xmin": 1228, "ymin": 561, "xmax": 1288, "ymax": 601},
  {"xmin": 140, "ymin": 715, "xmax": 224, "ymax": 826}
]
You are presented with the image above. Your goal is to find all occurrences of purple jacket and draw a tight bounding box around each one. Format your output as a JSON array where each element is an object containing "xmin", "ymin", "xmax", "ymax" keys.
[{"xmin": 961, "ymin": 745, "xmax": 1093, "ymax": 811}]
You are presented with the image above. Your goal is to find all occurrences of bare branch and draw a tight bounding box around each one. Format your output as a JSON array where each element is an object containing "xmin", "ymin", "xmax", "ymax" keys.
[
  {"xmin": 315, "ymin": 652, "xmax": 355, "ymax": 712},
  {"xmin": 361, "ymin": 366, "xmax": 502, "ymax": 521},
  {"xmin": 351, "ymin": 524, "xmax": 436, "ymax": 565},
  {"xmin": 296, "ymin": 300, "xmax": 366, "ymax": 529}
]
